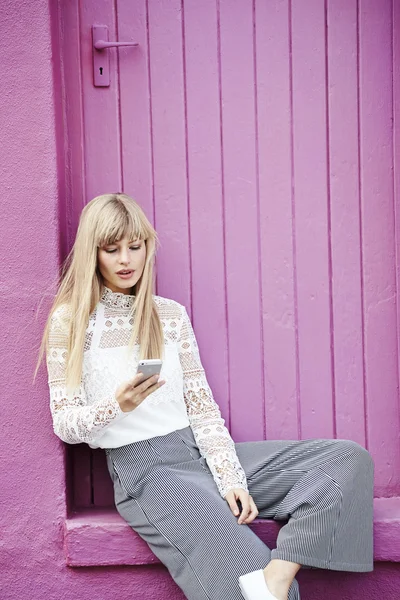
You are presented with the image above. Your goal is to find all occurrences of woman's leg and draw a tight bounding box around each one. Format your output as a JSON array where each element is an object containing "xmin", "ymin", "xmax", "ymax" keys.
[
  {"xmin": 262, "ymin": 559, "xmax": 301, "ymax": 600},
  {"xmin": 106, "ymin": 429, "xmax": 301, "ymax": 600},
  {"xmin": 236, "ymin": 437, "xmax": 374, "ymax": 596}
]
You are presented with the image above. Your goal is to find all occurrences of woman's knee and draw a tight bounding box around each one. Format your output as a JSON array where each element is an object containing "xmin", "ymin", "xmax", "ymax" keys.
[{"xmin": 333, "ymin": 439, "xmax": 374, "ymax": 473}]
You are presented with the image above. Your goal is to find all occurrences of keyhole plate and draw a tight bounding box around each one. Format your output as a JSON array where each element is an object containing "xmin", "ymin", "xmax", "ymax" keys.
[{"xmin": 92, "ymin": 25, "xmax": 110, "ymax": 87}]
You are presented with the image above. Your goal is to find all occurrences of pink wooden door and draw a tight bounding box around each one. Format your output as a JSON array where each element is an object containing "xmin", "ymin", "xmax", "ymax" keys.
[{"xmin": 58, "ymin": 0, "xmax": 400, "ymax": 508}]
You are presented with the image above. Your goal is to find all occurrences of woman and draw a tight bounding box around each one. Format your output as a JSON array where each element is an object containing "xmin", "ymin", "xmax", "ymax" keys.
[{"xmin": 37, "ymin": 193, "xmax": 374, "ymax": 600}]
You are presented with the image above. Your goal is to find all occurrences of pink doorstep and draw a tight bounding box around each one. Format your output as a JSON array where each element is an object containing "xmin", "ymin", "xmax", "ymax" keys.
[{"xmin": 65, "ymin": 497, "xmax": 400, "ymax": 567}]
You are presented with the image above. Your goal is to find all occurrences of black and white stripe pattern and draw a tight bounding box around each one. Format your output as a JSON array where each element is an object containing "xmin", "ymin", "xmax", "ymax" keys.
[{"xmin": 106, "ymin": 427, "xmax": 374, "ymax": 600}]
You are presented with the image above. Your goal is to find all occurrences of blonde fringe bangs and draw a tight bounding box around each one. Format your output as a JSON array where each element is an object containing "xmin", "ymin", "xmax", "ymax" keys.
[{"xmin": 94, "ymin": 197, "xmax": 151, "ymax": 248}]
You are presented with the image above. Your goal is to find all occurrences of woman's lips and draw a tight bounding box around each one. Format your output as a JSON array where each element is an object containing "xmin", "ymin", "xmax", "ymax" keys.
[{"xmin": 116, "ymin": 270, "xmax": 135, "ymax": 279}]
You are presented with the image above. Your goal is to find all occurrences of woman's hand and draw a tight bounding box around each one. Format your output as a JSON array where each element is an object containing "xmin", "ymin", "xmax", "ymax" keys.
[
  {"xmin": 115, "ymin": 372, "xmax": 166, "ymax": 412},
  {"xmin": 225, "ymin": 488, "xmax": 259, "ymax": 525}
]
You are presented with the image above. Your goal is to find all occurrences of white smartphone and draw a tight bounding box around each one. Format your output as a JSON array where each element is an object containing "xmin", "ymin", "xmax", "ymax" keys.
[{"xmin": 136, "ymin": 359, "xmax": 163, "ymax": 383}]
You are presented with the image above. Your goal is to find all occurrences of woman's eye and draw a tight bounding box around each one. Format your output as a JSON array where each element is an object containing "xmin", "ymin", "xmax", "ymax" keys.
[{"xmin": 104, "ymin": 246, "xmax": 140, "ymax": 253}]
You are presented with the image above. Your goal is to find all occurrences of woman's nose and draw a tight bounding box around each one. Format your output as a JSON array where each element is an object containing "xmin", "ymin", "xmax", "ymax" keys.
[{"xmin": 119, "ymin": 249, "xmax": 129, "ymax": 264}]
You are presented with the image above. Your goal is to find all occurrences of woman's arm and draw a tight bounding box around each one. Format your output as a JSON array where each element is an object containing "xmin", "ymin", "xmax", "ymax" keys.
[
  {"xmin": 177, "ymin": 305, "xmax": 248, "ymax": 498},
  {"xmin": 47, "ymin": 305, "xmax": 126, "ymax": 445}
]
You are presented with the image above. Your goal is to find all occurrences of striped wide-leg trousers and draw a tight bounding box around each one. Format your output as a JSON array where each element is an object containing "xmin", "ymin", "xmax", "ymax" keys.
[{"xmin": 105, "ymin": 427, "xmax": 374, "ymax": 600}]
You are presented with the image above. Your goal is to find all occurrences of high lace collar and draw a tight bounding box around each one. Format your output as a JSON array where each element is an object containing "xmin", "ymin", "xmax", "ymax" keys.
[{"xmin": 100, "ymin": 286, "xmax": 136, "ymax": 310}]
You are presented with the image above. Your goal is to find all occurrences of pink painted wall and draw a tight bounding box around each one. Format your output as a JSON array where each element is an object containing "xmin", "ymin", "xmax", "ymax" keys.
[
  {"xmin": 1, "ymin": 0, "xmax": 399, "ymax": 599},
  {"xmin": 0, "ymin": 0, "xmax": 175, "ymax": 598}
]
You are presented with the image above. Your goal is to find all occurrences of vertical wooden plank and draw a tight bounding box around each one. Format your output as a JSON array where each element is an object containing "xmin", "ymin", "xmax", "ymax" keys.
[
  {"xmin": 255, "ymin": 0, "xmax": 299, "ymax": 440},
  {"xmin": 70, "ymin": 445, "xmax": 92, "ymax": 508},
  {"xmin": 60, "ymin": 0, "xmax": 92, "ymax": 509},
  {"xmin": 359, "ymin": 0, "xmax": 400, "ymax": 496},
  {"xmin": 92, "ymin": 450, "xmax": 114, "ymax": 507},
  {"xmin": 291, "ymin": 0, "xmax": 334, "ymax": 439},
  {"xmin": 116, "ymin": 0, "xmax": 154, "ymax": 221},
  {"xmin": 219, "ymin": 0, "xmax": 264, "ymax": 441},
  {"xmin": 80, "ymin": 0, "xmax": 122, "ymax": 198},
  {"xmin": 60, "ymin": 0, "xmax": 86, "ymax": 245},
  {"xmin": 182, "ymin": 0, "xmax": 230, "ymax": 423},
  {"xmin": 147, "ymin": 0, "xmax": 191, "ymax": 308},
  {"xmin": 394, "ymin": 0, "xmax": 400, "ymax": 498},
  {"xmin": 327, "ymin": 0, "xmax": 366, "ymax": 445}
]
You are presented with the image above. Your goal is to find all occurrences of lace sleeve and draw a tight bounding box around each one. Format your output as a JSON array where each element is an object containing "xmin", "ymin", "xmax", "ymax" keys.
[
  {"xmin": 177, "ymin": 305, "xmax": 248, "ymax": 497},
  {"xmin": 46, "ymin": 305, "xmax": 125, "ymax": 445}
]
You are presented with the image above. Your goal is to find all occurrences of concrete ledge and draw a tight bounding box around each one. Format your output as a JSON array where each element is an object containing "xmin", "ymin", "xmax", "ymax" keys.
[
  {"xmin": 372, "ymin": 497, "xmax": 400, "ymax": 562},
  {"xmin": 64, "ymin": 497, "xmax": 400, "ymax": 567}
]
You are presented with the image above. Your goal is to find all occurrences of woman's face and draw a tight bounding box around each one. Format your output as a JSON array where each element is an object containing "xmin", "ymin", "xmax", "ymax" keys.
[{"xmin": 97, "ymin": 237, "xmax": 147, "ymax": 294}]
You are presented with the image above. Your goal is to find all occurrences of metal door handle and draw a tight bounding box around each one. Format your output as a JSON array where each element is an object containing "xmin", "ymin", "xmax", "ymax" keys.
[
  {"xmin": 94, "ymin": 40, "xmax": 138, "ymax": 50},
  {"xmin": 92, "ymin": 25, "xmax": 138, "ymax": 87}
]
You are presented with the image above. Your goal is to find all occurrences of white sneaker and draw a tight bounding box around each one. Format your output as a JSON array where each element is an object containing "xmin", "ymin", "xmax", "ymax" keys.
[{"xmin": 239, "ymin": 570, "xmax": 279, "ymax": 600}]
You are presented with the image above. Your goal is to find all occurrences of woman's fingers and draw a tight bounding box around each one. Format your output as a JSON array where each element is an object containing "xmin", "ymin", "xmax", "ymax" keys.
[
  {"xmin": 130, "ymin": 372, "xmax": 155, "ymax": 390},
  {"xmin": 237, "ymin": 491, "xmax": 251, "ymax": 525},
  {"xmin": 225, "ymin": 490, "xmax": 240, "ymax": 517},
  {"xmin": 142, "ymin": 378, "xmax": 166, "ymax": 398},
  {"xmin": 225, "ymin": 489, "xmax": 258, "ymax": 524},
  {"xmin": 133, "ymin": 371, "xmax": 147, "ymax": 386},
  {"xmin": 131, "ymin": 373, "xmax": 162, "ymax": 393},
  {"xmin": 117, "ymin": 374, "xmax": 165, "ymax": 412},
  {"xmin": 242, "ymin": 496, "xmax": 259, "ymax": 524}
]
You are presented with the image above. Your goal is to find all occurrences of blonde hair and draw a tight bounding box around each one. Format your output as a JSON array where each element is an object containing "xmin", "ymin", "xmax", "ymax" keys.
[{"xmin": 35, "ymin": 193, "xmax": 163, "ymax": 390}]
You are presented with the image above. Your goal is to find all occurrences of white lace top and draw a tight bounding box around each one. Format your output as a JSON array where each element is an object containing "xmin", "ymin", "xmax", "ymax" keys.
[{"xmin": 46, "ymin": 287, "xmax": 248, "ymax": 497}]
